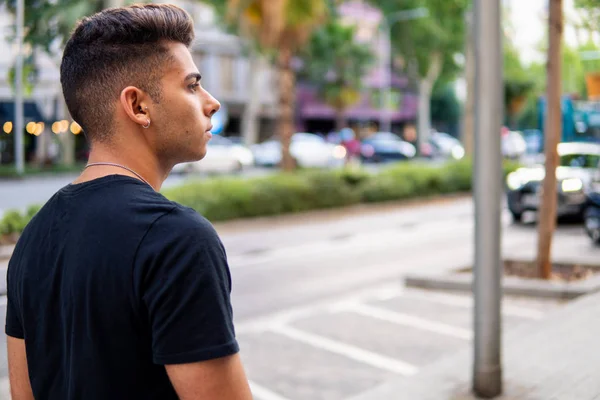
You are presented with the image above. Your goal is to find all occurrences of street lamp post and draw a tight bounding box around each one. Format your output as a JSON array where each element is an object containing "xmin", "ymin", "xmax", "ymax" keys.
[
  {"xmin": 473, "ymin": 0, "xmax": 503, "ymax": 397},
  {"xmin": 14, "ymin": 0, "xmax": 25, "ymax": 175},
  {"xmin": 379, "ymin": 8, "xmax": 428, "ymax": 133}
]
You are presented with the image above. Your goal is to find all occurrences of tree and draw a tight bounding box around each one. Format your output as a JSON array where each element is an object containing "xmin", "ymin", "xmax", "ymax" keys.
[
  {"xmin": 369, "ymin": 0, "xmax": 469, "ymax": 149},
  {"xmin": 537, "ymin": 0, "xmax": 563, "ymax": 279},
  {"xmin": 574, "ymin": 0, "xmax": 600, "ymax": 34},
  {"xmin": 302, "ymin": 20, "xmax": 374, "ymax": 131},
  {"xmin": 430, "ymin": 82, "xmax": 460, "ymax": 136},
  {"xmin": 1, "ymin": 0, "xmax": 125, "ymax": 55},
  {"xmin": 1, "ymin": 0, "xmax": 126, "ymax": 166},
  {"xmin": 225, "ymin": 0, "xmax": 329, "ymax": 170},
  {"xmin": 503, "ymin": 40, "xmax": 535, "ymax": 129}
]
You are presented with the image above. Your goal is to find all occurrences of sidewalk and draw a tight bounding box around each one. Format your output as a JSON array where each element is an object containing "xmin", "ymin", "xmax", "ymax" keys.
[{"xmin": 350, "ymin": 283, "xmax": 600, "ymax": 400}]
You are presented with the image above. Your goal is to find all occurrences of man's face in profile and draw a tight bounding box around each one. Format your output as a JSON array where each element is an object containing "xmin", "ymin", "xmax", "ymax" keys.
[{"xmin": 151, "ymin": 42, "xmax": 221, "ymax": 166}]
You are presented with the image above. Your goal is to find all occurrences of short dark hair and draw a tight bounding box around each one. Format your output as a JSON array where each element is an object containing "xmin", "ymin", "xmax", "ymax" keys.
[{"xmin": 60, "ymin": 4, "xmax": 195, "ymax": 143}]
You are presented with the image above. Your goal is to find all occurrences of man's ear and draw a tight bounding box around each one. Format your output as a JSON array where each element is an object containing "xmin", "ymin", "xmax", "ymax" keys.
[{"xmin": 119, "ymin": 86, "xmax": 151, "ymax": 128}]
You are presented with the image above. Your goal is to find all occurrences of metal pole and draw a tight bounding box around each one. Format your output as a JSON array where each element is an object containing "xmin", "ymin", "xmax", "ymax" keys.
[
  {"xmin": 14, "ymin": 0, "xmax": 25, "ymax": 175},
  {"xmin": 473, "ymin": 0, "xmax": 503, "ymax": 397},
  {"xmin": 379, "ymin": 20, "xmax": 391, "ymax": 132}
]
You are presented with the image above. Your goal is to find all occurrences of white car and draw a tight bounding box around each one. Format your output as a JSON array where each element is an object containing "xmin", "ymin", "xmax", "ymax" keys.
[
  {"xmin": 172, "ymin": 135, "xmax": 254, "ymax": 174},
  {"xmin": 252, "ymin": 133, "xmax": 347, "ymax": 168}
]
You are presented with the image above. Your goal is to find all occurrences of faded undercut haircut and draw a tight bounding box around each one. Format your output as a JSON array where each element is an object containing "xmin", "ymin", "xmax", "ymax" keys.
[{"xmin": 60, "ymin": 4, "xmax": 195, "ymax": 143}]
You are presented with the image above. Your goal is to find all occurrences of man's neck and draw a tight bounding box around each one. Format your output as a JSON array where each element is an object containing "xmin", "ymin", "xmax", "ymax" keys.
[{"xmin": 75, "ymin": 144, "xmax": 168, "ymax": 191}]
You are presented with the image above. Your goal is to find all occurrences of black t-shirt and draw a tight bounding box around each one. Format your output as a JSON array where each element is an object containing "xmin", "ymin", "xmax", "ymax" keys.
[{"xmin": 5, "ymin": 175, "xmax": 239, "ymax": 399}]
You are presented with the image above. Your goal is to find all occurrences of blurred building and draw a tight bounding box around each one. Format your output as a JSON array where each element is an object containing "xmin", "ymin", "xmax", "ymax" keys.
[
  {"xmin": 0, "ymin": 1, "xmax": 280, "ymax": 165},
  {"xmin": 296, "ymin": 0, "xmax": 418, "ymax": 135},
  {"xmin": 0, "ymin": 3, "xmax": 62, "ymax": 164}
]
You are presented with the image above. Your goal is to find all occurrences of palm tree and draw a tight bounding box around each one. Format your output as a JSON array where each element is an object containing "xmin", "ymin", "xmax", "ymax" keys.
[
  {"xmin": 303, "ymin": 21, "xmax": 373, "ymax": 131},
  {"xmin": 226, "ymin": 0, "xmax": 329, "ymax": 170}
]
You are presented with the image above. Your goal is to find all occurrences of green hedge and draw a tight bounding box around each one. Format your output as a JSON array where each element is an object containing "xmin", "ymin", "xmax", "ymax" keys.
[
  {"xmin": 0, "ymin": 204, "xmax": 42, "ymax": 238},
  {"xmin": 162, "ymin": 158, "xmax": 519, "ymax": 222},
  {"xmin": 0, "ymin": 158, "xmax": 520, "ymax": 239}
]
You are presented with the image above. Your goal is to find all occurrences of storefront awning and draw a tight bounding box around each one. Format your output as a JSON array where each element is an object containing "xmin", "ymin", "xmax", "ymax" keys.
[{"xmin": 0, "ymin": 101, "xmax": 45, "ymax": 123}]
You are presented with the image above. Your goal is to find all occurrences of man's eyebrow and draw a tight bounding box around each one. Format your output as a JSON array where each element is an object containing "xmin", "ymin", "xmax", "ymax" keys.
[{"xmin": 184, "ymin": 72, "xmax": 202, "ymax": 82}]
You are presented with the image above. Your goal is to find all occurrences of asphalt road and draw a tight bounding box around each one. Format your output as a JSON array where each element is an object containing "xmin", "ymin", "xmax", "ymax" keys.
[{"xmin": 0, "ymin": 196, "xmax": 593, "ymax": 399}]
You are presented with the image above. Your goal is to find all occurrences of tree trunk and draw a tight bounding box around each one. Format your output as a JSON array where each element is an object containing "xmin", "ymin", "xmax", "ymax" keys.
[
  {"xmin": 278, "ymin": 46, "xmax": 296, "ymax": 171},
  {"xmin": 417, "ymin": 52, "xmax": 443, "ymax": 154},
  {"xmin": 335, "ymin": 108, "xmax": 346, "ymax": 132},
  {"xmin": 241, "ymin": 52, "xmax": 266, "ymax": 146},
  {"xmin": 536, "ymin": 0, "xmax": 563, "ymax": 280},
  {"xmin": 463, "ymin": 11, "xmax": 475, "ymax": 157}
]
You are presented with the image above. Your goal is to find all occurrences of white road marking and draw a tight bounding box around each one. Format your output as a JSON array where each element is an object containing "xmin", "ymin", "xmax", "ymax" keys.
[
  {"xmin": 249, "ymin": 380, "xmax": 292, "ymax": 400},
  {"xmin": 343, "ymin": 302, "xmax": 472, "ymax": 340},
  {"xmin": 270, "ymin": 324, "xmax": 418, "ymax": 376},
  {"xmin": 235, "ymin": 284, "xmax": 405, "ymax": 334},
  {"xmin": 400, "ymin": 290, "xmax": 545, "ymax": 319}
]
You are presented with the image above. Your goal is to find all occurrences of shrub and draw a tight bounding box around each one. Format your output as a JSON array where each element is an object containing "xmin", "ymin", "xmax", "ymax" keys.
[{"xmin": 5, "ymin": 158, "xmax": 523, "ymax": 237}]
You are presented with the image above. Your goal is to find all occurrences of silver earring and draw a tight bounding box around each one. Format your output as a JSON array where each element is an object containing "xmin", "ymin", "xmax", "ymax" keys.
[{"xmin": 143, "ymin": 119, "xmax": 151, "ymax": 129}]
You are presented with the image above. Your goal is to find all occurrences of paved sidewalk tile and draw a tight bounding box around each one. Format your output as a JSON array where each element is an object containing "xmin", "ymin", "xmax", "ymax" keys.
[{"xmin": 349, "ymin": 290, "xmax": 600, "ymax": 400}]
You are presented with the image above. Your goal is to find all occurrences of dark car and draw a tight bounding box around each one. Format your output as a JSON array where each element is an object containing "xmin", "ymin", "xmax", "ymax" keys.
[
  {"xmin": 506, "ymin": 142, "xmax": 600, "ymax": 222},
  {"xmin": 360, "ymin": 132, "xmax": 416, "ymax": 163}
]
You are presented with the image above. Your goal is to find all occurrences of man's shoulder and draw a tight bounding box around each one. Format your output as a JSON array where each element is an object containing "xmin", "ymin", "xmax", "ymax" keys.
[{"xmin": 149, "ymin": 203, "xmax": 220, "ymax": 243}]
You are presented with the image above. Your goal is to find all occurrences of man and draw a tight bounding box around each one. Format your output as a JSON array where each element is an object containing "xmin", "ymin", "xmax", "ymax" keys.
[{"xmin": 5, "ymin": 4, "xmax": 253, "ymax": 399}]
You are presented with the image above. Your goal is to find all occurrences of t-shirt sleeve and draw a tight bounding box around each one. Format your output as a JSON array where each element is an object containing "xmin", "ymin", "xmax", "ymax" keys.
[
  {"xmin": 5, "ymin": 257, "xmax": 24, "ymax": 339},
  {"xmin": 136, "ymin": 208, "xmax": 239, "ymax": 365}
]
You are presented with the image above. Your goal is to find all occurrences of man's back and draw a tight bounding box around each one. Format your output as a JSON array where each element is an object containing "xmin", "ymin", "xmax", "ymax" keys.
[{"xmin": 5, "ymin": 175, "xmax": 238, "ymax": 399}]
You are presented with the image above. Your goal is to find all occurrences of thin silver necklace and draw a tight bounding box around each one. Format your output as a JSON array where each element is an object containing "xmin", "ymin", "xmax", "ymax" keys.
[{"xmin": 85, "ymin": 162, "xmax": 153, "ymax": 189}]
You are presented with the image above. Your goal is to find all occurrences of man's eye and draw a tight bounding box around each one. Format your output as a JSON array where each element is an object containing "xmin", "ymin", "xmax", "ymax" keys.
[{"xmin": 189, "ymin": 83, "xmax": 200, "ymax": 91}]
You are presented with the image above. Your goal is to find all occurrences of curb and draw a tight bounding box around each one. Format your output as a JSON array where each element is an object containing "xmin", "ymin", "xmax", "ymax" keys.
[{"xmin": 405, "ymin": 268, "xmax": 600, "ymax": 300}]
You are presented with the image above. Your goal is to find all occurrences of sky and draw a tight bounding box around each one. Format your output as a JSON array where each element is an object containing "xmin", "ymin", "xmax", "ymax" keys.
[
  {"xmin": 506, "ymin": 0, "xmax": 588, "ymax": 65},
  {"xmin": 455, "ymin": 0, "xmax": 590, "ymax": 102}
]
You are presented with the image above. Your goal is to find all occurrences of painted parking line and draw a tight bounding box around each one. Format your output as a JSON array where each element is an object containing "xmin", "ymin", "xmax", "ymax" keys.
[
  {"xmin": 400, "ymin": 290, "xmax": 545, "ymax": 320},
  {"xmin": 269, "ymin": 324, "xmax": 418, "ymax": 376},
  {"xmin": 344, "ymin": 303, "xmax": 472, "ymax": 340}
]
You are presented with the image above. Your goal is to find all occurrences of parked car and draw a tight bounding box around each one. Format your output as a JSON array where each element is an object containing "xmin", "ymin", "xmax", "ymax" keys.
[
  {"xmin": 420, "ymin": 132, "xmax": 465, "ymax": 160},
  {"xmin": 360, "ymin": 132, "xmax": 416, "ymax": 163},
  {"xmin": 584, "ymin": 187, "xmax": 600, "ymax": 243},
  {"xmin": 251, "ymin": 132, "xmax": 346, "ymax": 168},
  {"xmin": 171, "ymin": 135, "xmax": 254, "ymax": 174},
  {"xmin": 506, "ymin": 142, "xmax": 600, "ymax": 222}
]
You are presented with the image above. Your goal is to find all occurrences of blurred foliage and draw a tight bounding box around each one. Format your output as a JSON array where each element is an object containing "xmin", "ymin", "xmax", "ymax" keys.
[
  {"xmin": 0, "ymin": 163, "xmax": 85, "ymax": 178},
  {"xmin": 574, "ymin": 0, "xmax": 600, "ymax": 35},
  {"xmin": 0, "ymin": 0, "xmax": 124, "ymax": 56},
  {"xmin": 503, "ymin": 27, "xmax": 536, "ymax": 127},
  {"xmin": 301, "ymin": 20, "xmax": 374, "ymax": 128},
  {"xmin": 369, "ymin": 0, "xmax": 469, "ymax": 83},
  {"xmin": 0, "ymin": 204, "xmax": 41, "ymax": 239},
  {"xmin": 579, "ymin": 40, "xmax": 600, "ymax": 74},
  {"xmin": 218, "ymin": 0, "xmax": 329, "ymax": 54},
  {"xmin": 430, "ymin": 82, "xmax": 460, "ymax": 135},
  {"xmin": 159, "ymin": 159, "xmax": 520, "ymax": 222}
]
